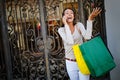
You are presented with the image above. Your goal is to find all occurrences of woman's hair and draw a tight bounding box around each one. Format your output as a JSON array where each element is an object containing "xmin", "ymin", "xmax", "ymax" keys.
[{"xmin": 62, "ymin": 7, "xmax": 77, "ymax": 26}]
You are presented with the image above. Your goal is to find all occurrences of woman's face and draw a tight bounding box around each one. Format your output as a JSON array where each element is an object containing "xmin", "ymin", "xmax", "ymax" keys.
[{"xmin": 63, "ymin": 9, "xmax": 74, "ymax": 23}]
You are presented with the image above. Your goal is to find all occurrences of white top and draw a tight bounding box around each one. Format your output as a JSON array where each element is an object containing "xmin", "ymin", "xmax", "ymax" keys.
[{"xmin": 58, "ymin": 21, "xmax": 93, "ymax": 59}]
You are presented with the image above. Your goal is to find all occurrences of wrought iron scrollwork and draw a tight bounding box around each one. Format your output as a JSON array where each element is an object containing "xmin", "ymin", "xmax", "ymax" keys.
[
  {"xmin": 5, "ymin": 0, "xmax": 69, "ymax": 79},
  {"xmin": 82, "ymin": 0, "xmax": 104, "ymax": 36},
  {"xmin": 2, "ymin": 0, "xmax": 106, "ymax": 80}
]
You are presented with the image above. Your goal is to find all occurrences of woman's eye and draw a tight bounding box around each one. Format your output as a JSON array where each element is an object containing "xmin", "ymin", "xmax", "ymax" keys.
[
  {"xmin": 66, "ymin": 13, "xmax": 69, "ymax": 14},
  {"xmin": 65, "ymin": 12, "xmax": 73, "ymax": 15},
  {"xmin": 70, "ymin": 12, "xmax": 73, "ymax": 14}
]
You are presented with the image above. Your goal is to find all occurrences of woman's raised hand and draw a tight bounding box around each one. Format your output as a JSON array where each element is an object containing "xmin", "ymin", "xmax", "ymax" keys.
[{"xmin": 88, "ymin": 7, "xmax": 102, "ymax": 21}]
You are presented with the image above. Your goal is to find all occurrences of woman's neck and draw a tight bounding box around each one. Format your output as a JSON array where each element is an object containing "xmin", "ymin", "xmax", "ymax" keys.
[
  {"xmin": 68, "ymin": 22, "xmax": 74, "ymax": 28},
  {"xmin": 67, "ymin": 22, "xmax": 75, "ymax": 34}
]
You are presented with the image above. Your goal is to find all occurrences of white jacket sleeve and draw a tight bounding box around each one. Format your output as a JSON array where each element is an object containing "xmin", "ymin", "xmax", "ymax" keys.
[
  {"xmin": 58, "ymin": 24, "xmax": 74, "ymax": 44},
  {"xmin": 77, "ymin": 20, "xmax": 93, "ymax": 39}
]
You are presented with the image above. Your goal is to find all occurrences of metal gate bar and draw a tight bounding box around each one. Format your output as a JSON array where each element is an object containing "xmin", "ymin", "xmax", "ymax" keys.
[{"xmin": 0, "ymin": 0, "xmax": 12, "ymax": 80}]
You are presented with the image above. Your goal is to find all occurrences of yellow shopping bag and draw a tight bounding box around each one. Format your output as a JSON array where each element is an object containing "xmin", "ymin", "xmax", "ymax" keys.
[{"xmin": 72, "ymin": 44, "xmax": 90, "ymax": 75}]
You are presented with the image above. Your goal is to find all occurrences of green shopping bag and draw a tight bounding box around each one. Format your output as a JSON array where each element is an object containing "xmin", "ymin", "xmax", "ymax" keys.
[
  {"xmin": 79, "ymin": 36, "xmax": 116, "ymax": 77},
  {"xmin": 72, "ymin": 44, "xmax": 90, "ymax": 75}
]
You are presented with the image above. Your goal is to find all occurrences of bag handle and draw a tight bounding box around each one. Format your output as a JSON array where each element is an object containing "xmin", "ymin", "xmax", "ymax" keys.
[{"xmin": 76, "ymin": 26, "xmax": 87, "ymax": 42}]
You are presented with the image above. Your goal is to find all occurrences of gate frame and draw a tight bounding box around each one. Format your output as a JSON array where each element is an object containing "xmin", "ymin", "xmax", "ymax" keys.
[
  {"xmin": 0, "ymin": 0, "xmax": 110, "ymax": 80},
  {"xmin": 0, "ymin": 0, "xmax": 12, "ymax": 80}
]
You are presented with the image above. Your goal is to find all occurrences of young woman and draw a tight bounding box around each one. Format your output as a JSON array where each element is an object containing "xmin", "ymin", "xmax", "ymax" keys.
[{"xmin": 58, "ymin": 7, "xmax": 101, "ymax": 80}]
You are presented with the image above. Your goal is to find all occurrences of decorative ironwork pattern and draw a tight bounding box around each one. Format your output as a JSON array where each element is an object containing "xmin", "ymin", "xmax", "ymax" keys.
[
  {"xmin": 5, "ymin": 0, "xmax": 71, "ymax": 79},
  {"xmin": 1, "ymin": 0, "xmax": 107, "ymax": 80},
  {"xmin": 82, "ymin": 0, "xmax": 105, "ymax": 36},
  {"xmin": 6, "ymin": 0, "xmax": 46, "ymax": 79}
]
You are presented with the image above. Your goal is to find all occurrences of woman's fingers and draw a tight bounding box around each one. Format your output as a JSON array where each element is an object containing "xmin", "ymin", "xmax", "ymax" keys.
[
  {"xmin": 88, "ymin": 7, "xmax": 102, "ymax": 20},
  {"xmin": 62, "ymin": 16, "xmax": 67, "ymax": 24},
  {"xmin": 92, "ymin": 7, "xmax": 102, "ymax": 16}
]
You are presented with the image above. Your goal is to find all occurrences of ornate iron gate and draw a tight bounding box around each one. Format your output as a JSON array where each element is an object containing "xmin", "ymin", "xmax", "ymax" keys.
[{"xmin": 0, "ymin": 0, "xmax": 110, "ymax": 80}]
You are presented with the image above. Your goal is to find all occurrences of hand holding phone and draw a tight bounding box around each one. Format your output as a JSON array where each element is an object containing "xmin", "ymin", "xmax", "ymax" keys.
[{"xmin": 62, "ymin": 16, "xmax": 67, "ymax": 25}]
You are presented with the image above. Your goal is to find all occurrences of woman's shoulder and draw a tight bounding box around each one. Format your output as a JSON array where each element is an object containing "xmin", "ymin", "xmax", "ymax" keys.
[
  {"xmin": 75, "ymin": 22, "xmax": 84, "ymax": 29},
  {"xmin": 58, "ymin": 27, "xmax": 64, "ymax": 31},
  {"xmin": 76, "ymin": 22, "xmax": 83, "ymax": 26},
  {"xmin": 58, "ymin": 27, "xmax": 65, "ymax": 33}
]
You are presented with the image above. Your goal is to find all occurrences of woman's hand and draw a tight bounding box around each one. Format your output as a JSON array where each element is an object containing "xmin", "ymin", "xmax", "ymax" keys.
[
  {"xmin": 62, "ymin": 16, "xmax": 67, "ymax": 25},
  {"xmin": 88, "ymin": 7, "xmax": 102, "ymax": 21}
]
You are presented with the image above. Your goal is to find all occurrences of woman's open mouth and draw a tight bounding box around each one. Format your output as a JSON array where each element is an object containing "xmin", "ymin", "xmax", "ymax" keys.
[{"xmin": 67, "ymin": 17, "xmax": 73, "ymax": 20}]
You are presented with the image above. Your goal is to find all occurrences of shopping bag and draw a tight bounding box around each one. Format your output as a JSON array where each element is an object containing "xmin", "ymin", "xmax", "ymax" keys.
[
  {"xmin": 79, "ymin": 36, "xmax": 116, "ymax": 77},
  {"xmin": 72, "ymin": 44, "xmax": 90, "ymax": 75}
]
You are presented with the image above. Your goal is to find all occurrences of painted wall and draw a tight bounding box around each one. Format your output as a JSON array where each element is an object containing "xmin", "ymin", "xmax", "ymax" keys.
[{"xmin": 105, "ymin": 0, "xmax": 120, "ymax": 80}]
